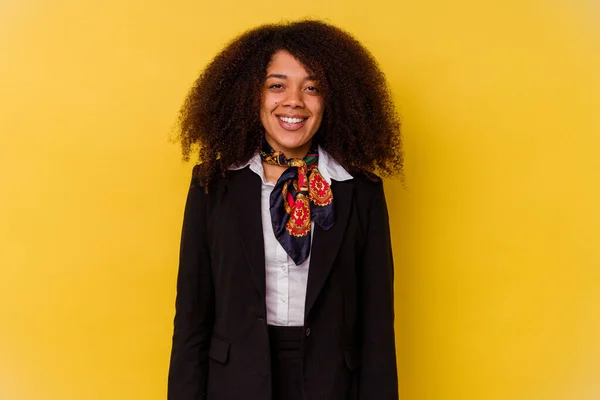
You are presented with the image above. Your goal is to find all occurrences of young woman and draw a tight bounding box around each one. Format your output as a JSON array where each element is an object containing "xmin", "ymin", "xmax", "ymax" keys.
[{"xmin": 168, "ymin": 20, "xmax": 403, "ymax": 400}]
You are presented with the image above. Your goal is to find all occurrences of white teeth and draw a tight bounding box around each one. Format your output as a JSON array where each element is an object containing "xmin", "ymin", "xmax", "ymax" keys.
[{"xmin": 279, "ymin": 116, "xmax": 305, "ymax": 124}]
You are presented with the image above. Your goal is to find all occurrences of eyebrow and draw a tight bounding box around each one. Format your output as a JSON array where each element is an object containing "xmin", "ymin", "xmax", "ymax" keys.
[{"xmin": 266, "ymin": 73, "xmax": 317, "ymax": 81}]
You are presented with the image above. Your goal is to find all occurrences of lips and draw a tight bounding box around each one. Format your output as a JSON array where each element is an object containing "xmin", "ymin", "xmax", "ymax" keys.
[{"xmin": 277, "ymin": 115, "xmax": 308, "ymax": 131}]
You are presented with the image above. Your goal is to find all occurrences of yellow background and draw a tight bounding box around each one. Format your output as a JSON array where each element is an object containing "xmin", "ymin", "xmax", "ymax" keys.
[{"xmin": 1, "ymin": 0, "xmax": 599, "ymax": 399}]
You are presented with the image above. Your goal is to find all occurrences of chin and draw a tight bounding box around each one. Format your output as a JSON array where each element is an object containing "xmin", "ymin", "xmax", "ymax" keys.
[
  {"xmin": 271, "ymin": 133, "xmax": 312, "ymax": 151},
  {"xmin": 279, "ymin": 136, "xmax": 310, "ymax": 149}
]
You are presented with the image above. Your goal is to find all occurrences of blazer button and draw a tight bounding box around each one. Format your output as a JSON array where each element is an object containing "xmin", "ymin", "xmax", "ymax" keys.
[{"xmin": 305, "ymin": 327, "xmax": 311, "ymax": 337}]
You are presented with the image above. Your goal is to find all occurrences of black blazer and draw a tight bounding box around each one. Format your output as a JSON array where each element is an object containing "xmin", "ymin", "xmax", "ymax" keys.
[{"xmin": 168, "ymin": 165, "xmax": 398, "ymax": 400}]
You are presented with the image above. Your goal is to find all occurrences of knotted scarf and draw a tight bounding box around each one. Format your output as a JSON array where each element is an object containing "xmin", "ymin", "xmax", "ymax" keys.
[{"xmin": 260, "ymin": 142, "xmax": 335, "ymax": 265}]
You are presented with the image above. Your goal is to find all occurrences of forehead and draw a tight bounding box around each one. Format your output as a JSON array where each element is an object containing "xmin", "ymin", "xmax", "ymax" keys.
[{"xmin": 266, "ymin": 50, "xmax": 314, "ymax": 77}]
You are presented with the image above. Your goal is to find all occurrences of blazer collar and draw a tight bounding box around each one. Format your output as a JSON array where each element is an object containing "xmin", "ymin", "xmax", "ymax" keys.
[
  {"xmin": 226, "ymin": 168, "xmax": 266, "ymax": 299},
  {"xmin": 304, "ymin": 178, "xmax": 354, "ymax": 319}
]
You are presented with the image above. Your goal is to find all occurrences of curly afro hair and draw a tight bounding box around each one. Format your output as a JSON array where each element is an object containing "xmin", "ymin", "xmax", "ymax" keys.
[{"xmin": 177, "ymin": 19, "xmax": 403, "ymax": 184}]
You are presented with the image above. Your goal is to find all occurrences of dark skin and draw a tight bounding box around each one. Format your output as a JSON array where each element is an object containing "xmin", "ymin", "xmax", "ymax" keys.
[
  {"xmin": 177, "ymin": 20, "xmax": 403, "ymax": 185},
  {"xmin": 261, "ymin": 50, "xmax": 325, "ymax": 183},
  {"xmin": 263, "ymin": 164, "xmax": 286, "ymax": 184}
]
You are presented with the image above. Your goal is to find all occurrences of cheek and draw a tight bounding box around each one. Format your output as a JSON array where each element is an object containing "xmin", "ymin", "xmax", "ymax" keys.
[
  {"xmin": 259, "ymin": 95, "xmax": 276, "ymax": 130},
  {"xmin": 261, "ymin": 92, "xmax": 279, "ymax": 112},
  {"xmin": 312, "ymin": 100, "xmax": 325, "ymax": 120}
]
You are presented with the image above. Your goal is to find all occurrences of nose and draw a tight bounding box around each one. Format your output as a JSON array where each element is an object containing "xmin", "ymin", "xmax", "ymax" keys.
[{"xmin": 282, "ymin": 88, "xmax": 305, "ymax": 108}]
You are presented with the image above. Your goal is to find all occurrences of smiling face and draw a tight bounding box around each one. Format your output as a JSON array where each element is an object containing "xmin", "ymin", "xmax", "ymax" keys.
[{"xmin": 260, "ymin": 50, "xmax": 324, "ymax": 159}]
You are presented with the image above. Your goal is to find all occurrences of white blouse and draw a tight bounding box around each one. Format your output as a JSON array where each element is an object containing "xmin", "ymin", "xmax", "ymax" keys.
[{"xmin": 230, "ymin": 146, "xmax": 353, "ymax": 326}]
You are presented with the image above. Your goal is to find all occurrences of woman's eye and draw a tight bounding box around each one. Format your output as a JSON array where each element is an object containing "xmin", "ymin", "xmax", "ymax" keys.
[
  {"xmin": 306, "ymin": 86, "xmax": 318, "ymax": 92},
  {"xmin": 269, "ymin": 84, "xmax": 283, "ymax": 89}
]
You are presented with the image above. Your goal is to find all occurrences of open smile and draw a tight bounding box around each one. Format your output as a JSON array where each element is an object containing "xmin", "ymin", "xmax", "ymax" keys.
[{"xmin": 277, "ymin": 115, "xmax": 308, "ymax": 131}]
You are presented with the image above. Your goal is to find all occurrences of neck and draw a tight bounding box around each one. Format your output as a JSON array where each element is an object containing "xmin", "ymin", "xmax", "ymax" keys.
[{"xmin": 267, "ymin": 139, "xmax": 313, "ymax": 159}]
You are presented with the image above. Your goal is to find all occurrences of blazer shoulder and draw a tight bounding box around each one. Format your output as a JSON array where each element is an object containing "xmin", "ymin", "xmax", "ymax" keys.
[
  {"xmin": 190, "ymin": 160, "xmax": 228, "ymax": 190},
  {"xmin": 191, "ymin": 162, "xmax": 208, "ymax": 185},
  {"xmin": 349, "ymin": 170, "xmax": 386, "ymax": 216},
  {"xmin": 352, "ymin": 169, "xmax": 384, "ymax": 192}
]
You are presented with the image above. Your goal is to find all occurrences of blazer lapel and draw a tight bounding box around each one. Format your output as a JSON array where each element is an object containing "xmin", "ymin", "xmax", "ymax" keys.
[
  {"xmin": 227, "ymin": 167, "xmax": 266, "ymax": 298},
  {"xmin": 304, "ymin": 179, "xmax": 354, "ymax": 320}
]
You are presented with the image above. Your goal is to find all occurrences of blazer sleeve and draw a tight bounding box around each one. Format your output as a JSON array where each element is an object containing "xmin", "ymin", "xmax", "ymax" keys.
[
  {"xmin": 358, "ymin": 180, "xmax": 399, "ymax": 399},
  {"xmin": 168, "ymin": 168, "xmax": 215, "ymax": 400}
]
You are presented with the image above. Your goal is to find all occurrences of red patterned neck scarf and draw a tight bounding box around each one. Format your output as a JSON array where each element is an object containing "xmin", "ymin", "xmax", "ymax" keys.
[{"xmin": 260, "ymin": 142, "xmax": 335, "ymax": 265}]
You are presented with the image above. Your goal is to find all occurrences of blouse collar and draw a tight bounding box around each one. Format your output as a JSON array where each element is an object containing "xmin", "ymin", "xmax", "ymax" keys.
[{"xmin": 229, "ymin": 145, "xmax": 353, "ymax": 185}]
